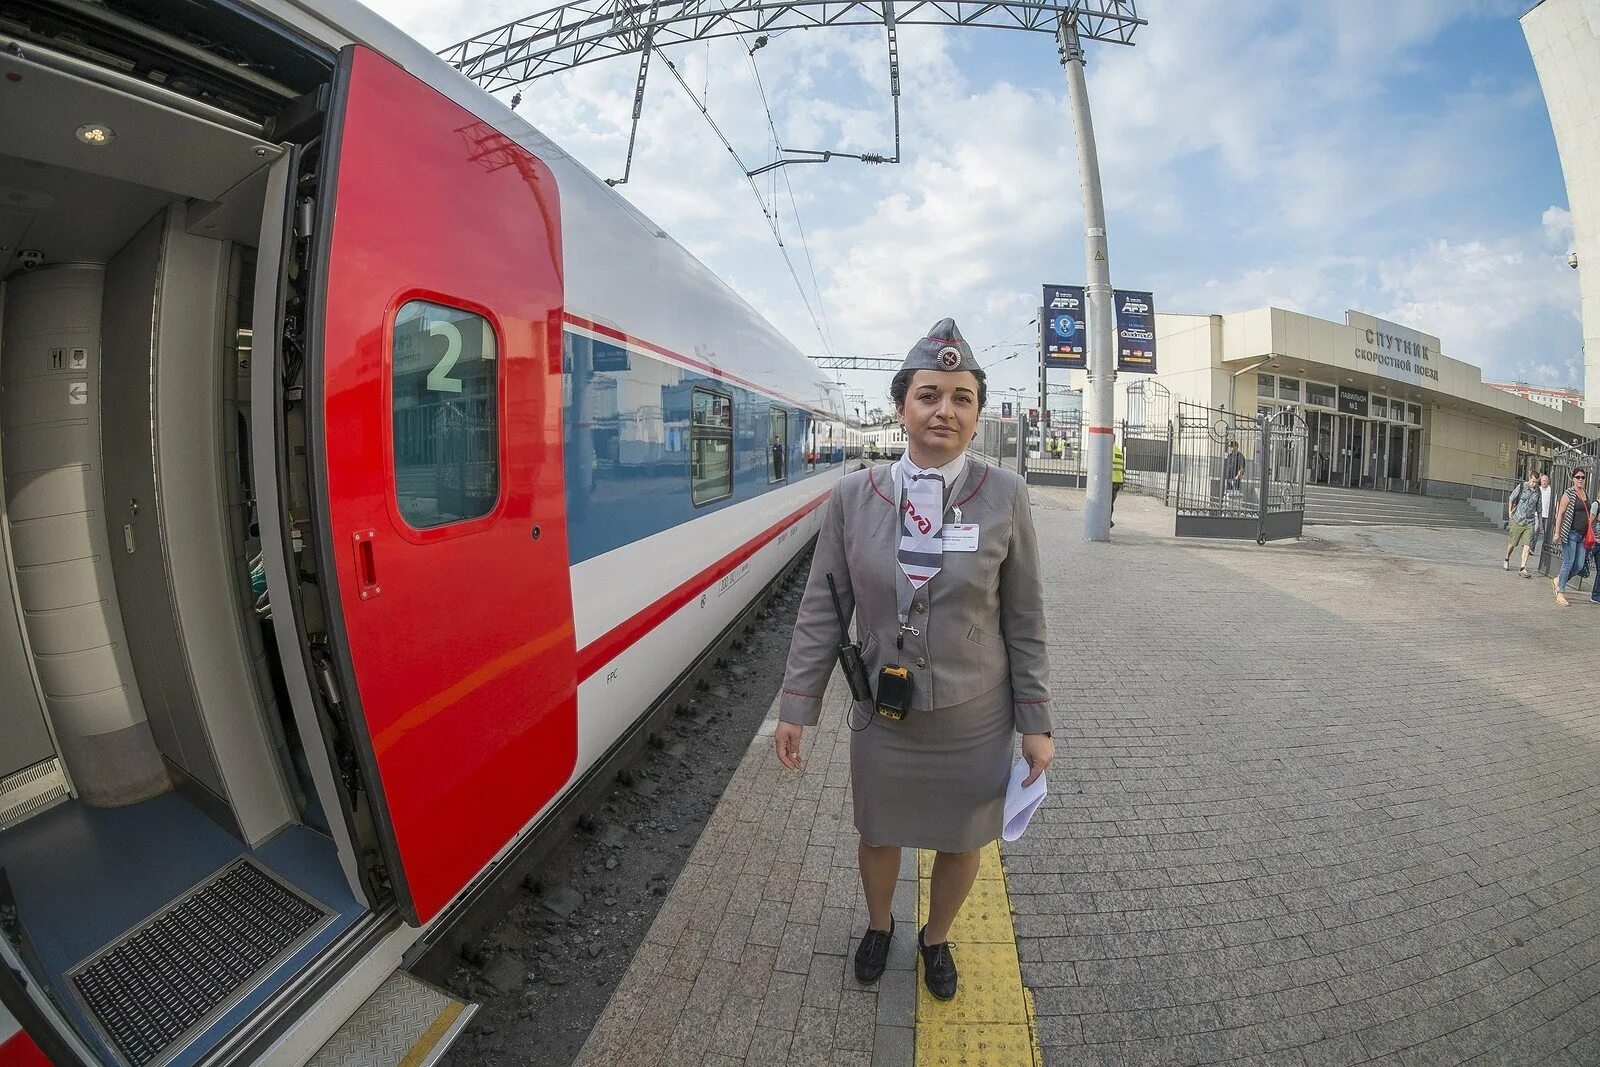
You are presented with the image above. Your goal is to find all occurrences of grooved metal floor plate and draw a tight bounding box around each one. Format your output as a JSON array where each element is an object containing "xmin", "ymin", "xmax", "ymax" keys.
[
  {"xmin": 67, "ymin": 856, "xmax": 333, "ymax": 1067},
  {"xmin": 309, "ymin": 971, "xmax": 475, "ymax": 1067}
]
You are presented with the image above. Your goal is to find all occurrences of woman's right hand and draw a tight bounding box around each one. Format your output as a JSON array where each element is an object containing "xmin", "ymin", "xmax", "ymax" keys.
[{"xmin": 774, "ymin": 722, "xmax": 805, "ymax": 772}]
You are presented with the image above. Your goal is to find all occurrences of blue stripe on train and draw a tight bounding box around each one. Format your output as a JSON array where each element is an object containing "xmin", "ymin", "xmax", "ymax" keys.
[{"xmin": 563, "ymin": 330, "xmax": 851, "ymax": 566}]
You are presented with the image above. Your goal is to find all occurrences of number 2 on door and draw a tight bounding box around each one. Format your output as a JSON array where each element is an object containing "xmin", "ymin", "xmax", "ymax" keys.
[{"xmin": 426, "ymin": 320, "xmax": 463, "ymax": 393}]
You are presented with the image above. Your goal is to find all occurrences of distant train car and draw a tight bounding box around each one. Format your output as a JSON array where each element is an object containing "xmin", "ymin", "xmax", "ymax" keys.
[
  {"xmin": 863, "ymin": 423, "xmax": 908, "ymax": 461},
  {"xmin": 0, "ymin": 2, "xmax": 851, "ymax": 1063}
]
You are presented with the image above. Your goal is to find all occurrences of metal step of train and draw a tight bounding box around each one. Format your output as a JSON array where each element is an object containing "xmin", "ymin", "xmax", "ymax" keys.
[{"xmin": 307, "ymin": 971, "xmax": 475, "ymax": 1067}]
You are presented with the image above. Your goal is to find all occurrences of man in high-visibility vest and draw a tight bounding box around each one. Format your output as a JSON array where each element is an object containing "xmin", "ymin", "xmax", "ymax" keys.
[{"xmin": 1110, "ymin": 440, "xmax": 1125, "ymax": 527}]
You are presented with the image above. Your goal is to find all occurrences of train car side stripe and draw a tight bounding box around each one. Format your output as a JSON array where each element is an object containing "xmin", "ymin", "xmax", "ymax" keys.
[
  {"xmin": 575, "ymin": 491, "xmax": 830, "ymax": 682},
  {"xmin": 563, "ymin": 312, "xmax": 834, "ymax": 420}
]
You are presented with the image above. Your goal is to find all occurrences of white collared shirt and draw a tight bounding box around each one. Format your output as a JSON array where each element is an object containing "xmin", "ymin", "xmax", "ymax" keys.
[{"xmin": 896, "ymin": 450, "xmax": 966, "ymax": 489}]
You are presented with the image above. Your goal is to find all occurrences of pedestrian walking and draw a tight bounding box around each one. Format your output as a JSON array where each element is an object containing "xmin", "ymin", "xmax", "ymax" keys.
[
  {"xmin": 1535, "ymin": 473, "xmax": 1553, "ymax": 550},
  {"xmin": 1552, "ymin": 469, "xmax": 1591, "ymax": 605},
  {"xmin": 1589, "ymin": 495, "xmax": 1600, "ymax": 605},
  {"xmin": 1504, "ymin": 472, "xmax": 1540, "ymax": 577},
  {"xmin": 1110, "ymin": 439, "xmax": 1125, "ymax": 527},
  {"xmin": 773, "ymin": 318, "xmax": 1055, "ymax": 1002},
  {"xmin": 1223, "ymin": 439, "xmax": 1245, "ymax": 493}
]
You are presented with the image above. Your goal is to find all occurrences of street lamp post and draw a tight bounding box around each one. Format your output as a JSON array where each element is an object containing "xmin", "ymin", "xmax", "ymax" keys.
[{"xmin": 1058, "ymin": 17, "xmax": 1115, "ymax": 542}]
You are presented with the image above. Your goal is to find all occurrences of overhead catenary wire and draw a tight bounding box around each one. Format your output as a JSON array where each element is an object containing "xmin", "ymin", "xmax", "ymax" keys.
[
  {"xmin": 655, "ymin": 48, "xmax": 834, "ymax": 354},
  {"xmin": 742, "ymin": 40, "xmax": 838, "ymax": 356}
]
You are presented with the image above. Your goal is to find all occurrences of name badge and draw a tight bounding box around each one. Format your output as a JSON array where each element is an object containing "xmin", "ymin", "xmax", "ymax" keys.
[{"xmin": 942, "ymin": 524, "xmax": 980, "ymax": 552}]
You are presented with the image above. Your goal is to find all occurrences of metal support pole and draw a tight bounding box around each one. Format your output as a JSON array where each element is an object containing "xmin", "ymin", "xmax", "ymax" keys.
[
  {"xmin": 1164, "ymin": 419, "xmax": 1173, "ymax": 507},
  {"xmin": 1256, "ymin": 413, "xmax": 1271, "ymax": 545},
  {"xmin": 1036, "ymin": 303, "xmax": 1048, "ymax": 451},
  {"xmin": 1058, "ymin": 19, "xmax": 1114, "ymax": 541}
]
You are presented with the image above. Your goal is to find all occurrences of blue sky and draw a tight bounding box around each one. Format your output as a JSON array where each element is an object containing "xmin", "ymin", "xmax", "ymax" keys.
[{"xmin": 374, "ymin": 0, "xmax": 1580, "ymax": 411}]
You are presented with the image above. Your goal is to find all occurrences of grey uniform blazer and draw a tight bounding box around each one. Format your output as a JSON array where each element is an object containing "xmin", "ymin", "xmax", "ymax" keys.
[{"xmin": 778, "ymin": 458, "xmax": 1055, "ymax": 734}]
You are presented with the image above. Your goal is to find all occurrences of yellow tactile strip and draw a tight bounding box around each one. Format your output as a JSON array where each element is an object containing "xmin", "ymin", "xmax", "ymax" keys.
[{"xmin": 914, "ymin": 843, "xmax": 1042, "ymax": 1065}]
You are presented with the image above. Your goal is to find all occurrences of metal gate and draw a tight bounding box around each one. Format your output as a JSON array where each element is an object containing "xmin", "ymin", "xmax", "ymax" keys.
[
  {"xmin": 1542, "ymin": 440, "xmax": 1600, "ymax": 579},
  {"xmin": 1172, "ymin": 402, "xmax": 1307, "ymax": 543},
  {"xmin": 1120, "ymin": 379, "xmax": 1174, "ymax": 500},
  {"xmin": 1026, "ymin": 410, "xmax": 1086, "ymax": 486},
  {"xmin": 973, "ymin": 412, "xmax": 1027, "ymax": 476}
]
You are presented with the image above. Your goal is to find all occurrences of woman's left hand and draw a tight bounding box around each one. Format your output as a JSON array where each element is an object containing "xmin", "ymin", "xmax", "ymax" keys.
[{"xmin": 1021, "ymin": 733, "xmax": 1055, "ymax": 787}]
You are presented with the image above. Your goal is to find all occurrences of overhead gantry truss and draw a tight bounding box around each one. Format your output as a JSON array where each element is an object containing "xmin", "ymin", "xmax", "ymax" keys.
[{"xmin": 441, "ymin": 0, "xmax": 1143, "ymax": 91}]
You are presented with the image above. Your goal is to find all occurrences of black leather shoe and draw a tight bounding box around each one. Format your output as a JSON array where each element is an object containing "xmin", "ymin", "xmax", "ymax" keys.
[
  {"xmin": 919, "ymin": 926, "xmax": 958, "ymax": 1000},
  {"xmin": 853, "ymin": 917, "xmax": 894, "ymax": 983}
]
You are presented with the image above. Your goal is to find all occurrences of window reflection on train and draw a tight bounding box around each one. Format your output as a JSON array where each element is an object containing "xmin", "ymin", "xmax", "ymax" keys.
[
  {"xmin": 392, "ymin": 300, "xmax": 501, "ymax": 528},
  {"xmin": 562, "ymin": 333, "xmax": 856, "ymax": 563}
]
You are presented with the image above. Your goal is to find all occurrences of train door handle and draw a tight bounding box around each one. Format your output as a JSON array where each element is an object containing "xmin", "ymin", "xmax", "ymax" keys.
[{"xmin": 353, "ymin": 529, "xmax": 381, "ymax": 600}]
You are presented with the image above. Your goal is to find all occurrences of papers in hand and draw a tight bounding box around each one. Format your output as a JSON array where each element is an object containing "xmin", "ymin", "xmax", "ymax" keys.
[{"xmin": 1002, "ymin": 758, "xmax": 1047, "ymax": 841}]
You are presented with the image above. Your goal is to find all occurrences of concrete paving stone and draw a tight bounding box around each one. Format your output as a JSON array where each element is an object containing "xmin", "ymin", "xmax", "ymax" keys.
[
  {"xmin": 748, "ymin": 898, "xmax": 791, "ymax": 948},
  {"xmin": 1299, "ymin": 1033, "xmax": 1369, "ymax": 1067},
  {"xmin": 742, "ymin": 1027, "xmax": 793, "ymax": 1066},
  {"xmin": 772, "ymin": 922, "xmax": 817, "ymax": 973},
  {"xmin": 704, "ymin": 994, "xmax": 764, "ymax": 1060},
  {"xmin": 707, "ymin": 909, "xmax": 756, "ymax": 963},
  {"xmin": 1112, "ymin": 1036, "xmax": 1201, "ymax": 1066},
  {"xmin": 833, "ymin": 988, "xmax": 876, "ymax": 1051},
  {"xmin": 683, "ymin": 958, "xmax": 739, "ymax": 1017},
  {"xmin": 800, "ymin": 953, "xmax": 844, "ymax": 1009},
  {"xmin": 662, "ymin": 1009, "xmax": 719, "ymax": 1063},
  {"xmin": 735, "ymin": 941, "xmax": 778, "ymax": 999},
  {"xmin": 787, "ymin": 880, "xmax": 828, "ymax": 927},
  {"xmin": 756, "ymin": 970, "xmax": 807, "ymax": 1031},
  {"xmin": 871, "ymin": 1023, "xmax": 915, "ymax": 1067},
  {"xmin": 813, "ymin": 905, "xmax": 853, "ymax": 956},
  {"xmin": 875, "ymin": 967, "xmax": 917, "ymax": 1029},
  {"xmin": 784, "ymin": 1006, "xmax": 838, "ymax": 1066},
  {"xmin": 1180, "ymin": 1023, "xmax": 1268, "ymax": 1061},
  {"xmin": 1040, "ymin": 1041, "xmax": 1129, "ymax": 1067}
]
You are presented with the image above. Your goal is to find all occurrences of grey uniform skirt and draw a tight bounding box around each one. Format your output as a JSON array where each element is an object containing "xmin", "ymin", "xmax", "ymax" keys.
[{"xmin": 850, "ymin": 679, "xmax": 1013, "ymax": 853}]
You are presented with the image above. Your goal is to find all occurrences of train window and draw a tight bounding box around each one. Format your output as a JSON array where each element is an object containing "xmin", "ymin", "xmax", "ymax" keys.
[
  {"xmin": 691, "ymin": 387, "xmax": 734, "ymax": 505},
  {"xmin": 391, "ymin": 300, "xmax": 500, "ymax": 528},
  {"xmin": 769, "ymin": 408, "xmax": 788, "ymax": 483}
]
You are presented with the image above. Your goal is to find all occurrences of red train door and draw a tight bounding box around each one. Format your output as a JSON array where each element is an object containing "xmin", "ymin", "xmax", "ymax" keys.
[{"xmin": 312, "ymin": 45, "xmax": 574, "ymax": 925}]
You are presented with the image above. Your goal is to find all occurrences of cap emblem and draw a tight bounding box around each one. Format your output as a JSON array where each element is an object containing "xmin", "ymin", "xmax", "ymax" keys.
[{"xmin": 937, "ymin": 346, "xmax": 962, "ymax": 370}]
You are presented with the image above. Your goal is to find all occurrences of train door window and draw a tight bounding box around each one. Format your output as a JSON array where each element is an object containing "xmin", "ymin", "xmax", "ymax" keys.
[
  {"xmin": 691, "ymin": 386, "xmax": 734, "ymax": 505},
  {"xmin": 769, "ymin": 408, "xmax": 788, "ymax": 483},
  {"xmin": 391, "ymin": 300, "xmax": 501, "ymax": 528}
]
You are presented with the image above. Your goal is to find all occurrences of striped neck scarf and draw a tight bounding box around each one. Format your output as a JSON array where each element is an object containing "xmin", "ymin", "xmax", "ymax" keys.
[{"xmin": 896, "ymin": 460, "xmax": 948, "ymax": 591}]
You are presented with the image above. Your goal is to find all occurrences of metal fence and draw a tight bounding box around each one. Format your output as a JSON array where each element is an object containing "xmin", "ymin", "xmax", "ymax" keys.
[
  {"xmin": 1172, "ymin": 402, "xmax": 1307, "ymax": 543},
  {"xmin": 972, "ymin": 412, "xmax": 1027, "ymax": 476}
]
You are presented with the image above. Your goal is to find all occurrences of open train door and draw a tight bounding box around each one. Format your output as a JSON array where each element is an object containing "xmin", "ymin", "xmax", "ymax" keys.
[{"xmin": 308, "ymin": 45, "xmax": 575, "ymax": 925}]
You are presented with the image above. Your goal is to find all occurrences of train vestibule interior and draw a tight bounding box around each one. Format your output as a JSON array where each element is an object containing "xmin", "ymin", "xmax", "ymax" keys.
[{"xmin": 0, "ymin": 16, "xmax": 367, "ymax": 1067}]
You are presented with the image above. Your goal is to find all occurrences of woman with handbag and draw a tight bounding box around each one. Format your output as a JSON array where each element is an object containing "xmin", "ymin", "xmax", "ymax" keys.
[
  {"xmin": 772, "ymin": 318, "xmax": 1055, "ymax": 1001},
  {"xmin": 1552, "ymin": 469, "xmax": 1591, "ymax": 605}
]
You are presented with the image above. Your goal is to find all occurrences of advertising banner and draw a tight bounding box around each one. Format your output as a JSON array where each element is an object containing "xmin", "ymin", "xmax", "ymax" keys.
[
  {"xmin": 1114, "ymin": 289, "xmax": 1156, "ymax": 373},
  {"xmin": 1041, "ymin": 285, "xmax": 1087, "ymax": 369},
  {"xmin": 1001, "ymin": 401, "xmax": 1014, "ymax": 419}
]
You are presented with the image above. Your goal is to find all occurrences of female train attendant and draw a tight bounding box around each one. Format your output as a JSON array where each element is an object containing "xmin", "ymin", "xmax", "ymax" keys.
[{"xmin": 773, "ymin": 318, "xmax": 1056, "ymax": 1000}]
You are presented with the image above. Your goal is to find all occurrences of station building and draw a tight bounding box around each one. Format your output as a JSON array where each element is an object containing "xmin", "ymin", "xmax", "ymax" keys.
[{"xmin": 1110, "ymin": 306, "xmax": 1592, "ymax": 497}]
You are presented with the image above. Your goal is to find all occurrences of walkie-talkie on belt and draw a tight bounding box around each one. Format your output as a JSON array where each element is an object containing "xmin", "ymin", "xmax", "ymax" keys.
[{"xmin": 826, "ymin": 574, "xmax": 873, "ymax": 702}]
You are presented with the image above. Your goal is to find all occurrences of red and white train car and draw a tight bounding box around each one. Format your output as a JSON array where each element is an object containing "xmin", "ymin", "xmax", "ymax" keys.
[{"xmin": 0, "ymin": 1, "xmax": 856, "ymax": 1063}]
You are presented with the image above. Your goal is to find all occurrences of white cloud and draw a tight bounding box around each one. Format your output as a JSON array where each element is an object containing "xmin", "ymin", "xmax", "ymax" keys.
[{"xmin": 363, "ymin": 0, "xmax": 1579, "ymax": 394}]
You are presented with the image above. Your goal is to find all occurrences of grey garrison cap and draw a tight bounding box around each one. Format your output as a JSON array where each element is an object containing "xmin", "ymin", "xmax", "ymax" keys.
[{"xmin": 901, "ymin": 318, "xmax": 981, "ymax": 374}]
